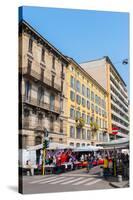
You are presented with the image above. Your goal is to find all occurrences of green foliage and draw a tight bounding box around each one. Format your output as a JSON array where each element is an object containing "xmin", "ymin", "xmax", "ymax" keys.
[
  {"xmin": 75, "ymin": 117, "xmax": 85, "ymax": 128},
  {"xmin": 90, "ymin": 121, "xmax": 99, "ymax": 132}
]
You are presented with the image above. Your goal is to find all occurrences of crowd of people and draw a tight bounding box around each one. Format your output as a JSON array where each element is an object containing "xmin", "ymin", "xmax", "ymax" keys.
[{"xmin": 26, "ymin": 148, "xmax": 129, "ymax": 178}]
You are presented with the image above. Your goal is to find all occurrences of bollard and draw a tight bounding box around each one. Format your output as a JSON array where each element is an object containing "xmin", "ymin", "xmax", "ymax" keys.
[
  {"xmin": 100, "ymin": 166, "xmax": 103, "ymax": 177},
  {"xmin": 31, "ymin": 168, "xmax": 34, "ymax": 176},
  {"xmin": 118, "ymin": 175, "xmax": 122, "ymax": 182},
  {"xmin": 100, "ymin": 170, "xmax": 103, "ymax": 177},
  {"xmin": 27, "ymin": 171, "xmax": 30, "ymax": 176}
]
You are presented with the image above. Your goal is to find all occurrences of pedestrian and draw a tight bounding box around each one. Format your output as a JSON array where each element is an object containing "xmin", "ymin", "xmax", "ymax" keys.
[
  {"xmin": 103, "ymin": 156, "xmax": 109, "ymax": 178},
  {"xmin": 26, "ymin": 160, "xmax": 32, "ymax": 176},
  {"xmin": 108, "ymin": 157, "xmax": 113, "ymax": 176}
]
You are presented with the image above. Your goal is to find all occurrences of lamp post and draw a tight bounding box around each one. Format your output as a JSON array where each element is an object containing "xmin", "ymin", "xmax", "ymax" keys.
[{"xmin": 42, "ymin": 128, "xmax": 49, "ymax": 175}]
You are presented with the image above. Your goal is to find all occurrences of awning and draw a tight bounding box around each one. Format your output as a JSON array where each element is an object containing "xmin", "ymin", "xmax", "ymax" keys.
[
  {"xmin": 73, "ymin": 146, "xmax": 103, "ymax": 152},
  {"xmin": 101, "ymin": 138, "xmax": 129, "ymax": 149}
]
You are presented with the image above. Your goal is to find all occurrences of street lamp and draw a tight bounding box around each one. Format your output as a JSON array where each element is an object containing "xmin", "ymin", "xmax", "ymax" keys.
[{"xmin": 42, "ymin": 128, "xmax": 49, "ymax": 175}]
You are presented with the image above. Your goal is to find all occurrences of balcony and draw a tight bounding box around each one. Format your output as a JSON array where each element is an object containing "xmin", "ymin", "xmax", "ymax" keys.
[
  {"xmin": 20, "ymin": 67, "xmax": 61, "ymax": 92},
  {"xmin": 22, "ymin": 95, "xmax": 61, "ymax": 114}
]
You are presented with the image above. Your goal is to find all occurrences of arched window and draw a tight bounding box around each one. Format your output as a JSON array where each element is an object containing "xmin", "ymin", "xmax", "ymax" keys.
[{"xmin": 35, "ymin": 136, "xmax": 42, "ymax": 145}]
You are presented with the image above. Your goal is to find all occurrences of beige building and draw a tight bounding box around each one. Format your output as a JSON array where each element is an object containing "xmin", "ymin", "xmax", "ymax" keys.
[
  {"xmin": 80, "ymin": 56, "xmax": 129, "ymax": 140},
  {"xmin": 19, "ymin": 21, "xmax": 69, "ymax": 149}
]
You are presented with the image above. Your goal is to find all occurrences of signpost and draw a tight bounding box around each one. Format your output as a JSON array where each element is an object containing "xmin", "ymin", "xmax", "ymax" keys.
[{"xmin": 112, "ymin": 127, "xmax": 119, "ymax": 177}]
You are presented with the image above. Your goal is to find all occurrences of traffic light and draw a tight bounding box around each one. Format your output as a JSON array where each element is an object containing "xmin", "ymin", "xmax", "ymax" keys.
[{"xmin": 43, "ymin": 139, "xmax": 49, "ymax": 149}]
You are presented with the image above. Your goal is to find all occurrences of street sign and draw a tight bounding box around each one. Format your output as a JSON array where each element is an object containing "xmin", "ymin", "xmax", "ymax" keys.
[{"xmin": 112, "ymin": 127, "xmax": 119, "ymax": 135}]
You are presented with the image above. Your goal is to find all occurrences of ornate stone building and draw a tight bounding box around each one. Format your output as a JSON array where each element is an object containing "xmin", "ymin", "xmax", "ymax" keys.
[{"xmin": 19, "ymin": 20, "xmax": 69, "ymax": 149}]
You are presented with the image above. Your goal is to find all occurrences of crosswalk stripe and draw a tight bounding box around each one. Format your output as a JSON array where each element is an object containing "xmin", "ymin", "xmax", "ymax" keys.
[
  {"xmin": 72, "ymin": 177, "xmax": 94, "ymax": 185},
  {"xmin": 49, "ymin": 177, "xmax": 74, "ymax": 184},
  {"xmin": 29, "ymin": 176, "xmax": 56, "ymax": 184},
  {"xmin": 39, "ymin": 176, "xmax": 65, "ymax": 184},
  {"xmin": 61, "ymin": 177, "xmax": 83, "ymax": 185},
  {"xmin": 85, "ymin": 179, "xmax": 101, "ymax": 186}
]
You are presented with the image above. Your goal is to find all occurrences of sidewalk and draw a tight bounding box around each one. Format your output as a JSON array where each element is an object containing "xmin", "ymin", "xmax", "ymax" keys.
[{"xmin": 106, "ymin": 176, "xmax": 129, "ymax": 188}]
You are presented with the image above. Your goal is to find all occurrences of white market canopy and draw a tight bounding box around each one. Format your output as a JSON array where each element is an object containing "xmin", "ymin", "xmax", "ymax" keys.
[
  {"xmin": 101, "ymin": 138, "xmax": 129, "ymax": 149},
  {"xmin": 73, "ymin": 146, "xmax": 103, "ymax": 152}
]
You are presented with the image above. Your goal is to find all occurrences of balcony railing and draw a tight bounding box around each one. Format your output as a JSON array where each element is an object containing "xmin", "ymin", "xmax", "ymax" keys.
[
  {"xmin": 20, "ymin": 67, "xmax": 61, "ymax": 92},
  {"xmin": 22, "ymin": 95, "xmax": 61, "ymax": 114}
]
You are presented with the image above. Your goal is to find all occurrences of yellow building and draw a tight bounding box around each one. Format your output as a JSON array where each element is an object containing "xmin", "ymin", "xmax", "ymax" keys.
[{"xmin": 65, "ymin": 58, "xmax": 109, "ymax": 147}]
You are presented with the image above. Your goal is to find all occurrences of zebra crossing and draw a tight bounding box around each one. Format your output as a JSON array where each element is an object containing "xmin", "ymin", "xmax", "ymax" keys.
[{"xmin": 29, "ymin": 175, "xmax": 102, "ymax": 187}]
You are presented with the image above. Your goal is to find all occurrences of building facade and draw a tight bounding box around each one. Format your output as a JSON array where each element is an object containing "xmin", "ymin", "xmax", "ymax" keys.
[
  {"xmin": 65, "ymin": 58, "xmax": 109, "ymax": 147},
  {"xmin": 19, "ymin": 21, "xmax": 69, "ymax": 149},
  {"xmin": 80, "ymin": 56, "xmax": 129, "ymax": 140}
]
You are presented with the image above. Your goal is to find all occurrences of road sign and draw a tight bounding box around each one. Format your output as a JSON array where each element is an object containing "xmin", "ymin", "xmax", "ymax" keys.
[{"xmin": 112, "ymin": 127, "xmax": 119, "ymax": 135}]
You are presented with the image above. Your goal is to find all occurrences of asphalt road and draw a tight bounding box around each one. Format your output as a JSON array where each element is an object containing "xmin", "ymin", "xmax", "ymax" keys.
[{"xmin": 21, "ymin": 166, "xmax": 114, "ymax": 194}]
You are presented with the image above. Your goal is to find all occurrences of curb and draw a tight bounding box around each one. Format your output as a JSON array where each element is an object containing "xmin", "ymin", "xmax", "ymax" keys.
[{"xmin": 109, "ymin": 181, "xmax": 129, "ymax": 188}]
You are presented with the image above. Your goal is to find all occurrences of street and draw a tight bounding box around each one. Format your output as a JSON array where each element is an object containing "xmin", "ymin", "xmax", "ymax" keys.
[{"xmin": 22, "ymin": 166, "xmax": 114, "ymax": 194}]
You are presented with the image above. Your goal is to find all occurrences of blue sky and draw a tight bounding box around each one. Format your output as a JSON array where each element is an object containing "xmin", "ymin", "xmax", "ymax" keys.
[{"xmin": 19, "ymin": 6, "xmax": 129, "ymax": 91}]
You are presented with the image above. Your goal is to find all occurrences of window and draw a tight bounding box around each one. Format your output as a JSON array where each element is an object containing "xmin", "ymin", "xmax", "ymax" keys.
[
  {"xmin": 95, "ymin": 105, "xmax": 98, "ymax": 114},
  {"xmin": 91, "ymin": 91, "xmax": 94, "ymax": 101},
  {"xmin": 87, "ymin": 115, "xmax": 90, "ymax": 124},
  {"xmin": 38, "ymin": 113, "xmax": 43, "ymax": 125},
  {"xmin": 35, "ymin": 136, "xmax": 42, "ymax": 145},
  {"xmin": 59, "ymin": 138, "xmax": 63, "ymax": 143},
  {"xmin": 70, "ymin": 90, "xmax": 75, "ymax": 101},
  {"xmin": 87, "ymin": 88, "xmax": 90, "ymax": 98},
  {"xmin": 87, "ymin": 130, "xmax": 91, "ymax": 140},
  {"xmin": 70, "ymin": 142, "xmax": 74, "ymax": 146},
  {"xmin": 82, "ymin": 84, "xmax": 86, "ymax": 96},
  {"xmin": 50, "ymin": 117, "xmax": 54, "ymax": 131},
  {"xmin": 70, "ymin": 126, "xmax": 75, "ymax": 138},
  {"xmin": 51, "ymin": 75, "xmax": 55, "ymax": 87},
  {"xmin": 50, "ymin": 94, "xmax": 55, "ymax": 110},
  {"xmin": 76, "ymin": 128, "xmax": 81, "ymax": 139},
  {"xmin": 25, "ymin": 81, "xmax": 31, "ymax": 100},
  {"xmin": 70, "ymin": 108, "xmax": 75, "ymax": 119},
  {"xmin": 91, "ymin": 103, "xmax": 94, "ymax": 112},
  {"xmin": 82, "ymin": 143, "xmax": 85, "ymax": 147},
  {"xmin": 99, "ymin": 108, "xmax": 101, "ymax": 115},
  {"xmin": 76, "ymin": 143, "xmax": 80, "ymax": 147},
  {"xmin": 76, "ymin": 95, "xmax": 81, "ymax": 105},
  {"xmin": 82, "ymin": 113, "xmax": 86, "ymax": 122},
  {"xmin": 41, "ymin": 68, "xmax": 44, "ymax": 81},
  {"xmin": 60, "ymin": 119, "xmax": 63, "ymax": 133},
  {"xmin": 70, "ymin": 76, "xmax": 75, "ymax": 89},
  {"xmin": 76, "ymin": 111, "xmax": 81, "ymax": 119},
  {"xmin": 96, "ymin": 117, "xmax": 98, "ymax": 125},
  {"xmin": 22, "ymin": 135, "xmax": 28, "ymax": 149},
  {"xmin": 52, "ymin": 56, "xmax": 55, "ymax": 69},
  {"xmin": 99, "ymin": 118, "xmax": 101, "ymax": 128},
  {"xmin": 82, "ymin": 98, "xmax": 86, "ymax": 107},
  {"xmin": 41, "ymin": 48, "xmax": 45, "ymax": 62},
  {"xmin": 87, "ymin": 100, "xmax": 90, "ymax": 109},
  {"xmin": 102, "ymin": 110, "xmax": 105, "ymax": 117},
  {"xmin": 28, "ymin": 38, "xmax": 33, "ymax": 53},
  {"xmin": 82, "ymin": 129, "xmax": 86, "ymax": 140},
  {"xmin": 27, "ymin": 59, "xmax": 32, "ymax": 73},
  {"xmin": 95, "ymin": 95, "xmax": 98, "ymax": 104},
  {"xmin": 99, "ymin": 97, "xmax": 101, "ymax": 106},
  {"xmin": 37, "ymin": 86, "xmax": 44, "ymax": 105},
  {"xmin": 76, "ymin": 80, "xmax": 81, "ymax": 93}
]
